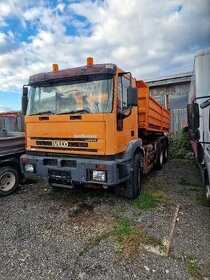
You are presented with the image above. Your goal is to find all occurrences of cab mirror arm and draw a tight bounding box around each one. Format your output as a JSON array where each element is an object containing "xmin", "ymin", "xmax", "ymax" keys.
[{"xmin": 117, "ymin": 105, "xmax": 132, "ymax": 119}]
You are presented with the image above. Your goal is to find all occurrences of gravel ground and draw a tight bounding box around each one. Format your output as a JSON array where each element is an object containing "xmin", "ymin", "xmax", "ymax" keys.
[{"xmin": 0, "ymin": 159, "xmax": 210, "ymax": 280}]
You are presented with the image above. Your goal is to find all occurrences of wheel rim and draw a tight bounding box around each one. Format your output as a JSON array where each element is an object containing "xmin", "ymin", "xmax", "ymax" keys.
[{"xmin": 0, "ymin": 171, "xmax": 16, "ymax": 192}]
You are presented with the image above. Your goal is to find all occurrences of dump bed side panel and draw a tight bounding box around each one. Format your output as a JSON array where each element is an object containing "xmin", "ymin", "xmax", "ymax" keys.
[
  {"xmin": 136, "ymin": 80, "xmax": 170, "ymax": 132},
  {"xmin": 0, "ymin": 132, "xmax": 25, "ymax": 157}
]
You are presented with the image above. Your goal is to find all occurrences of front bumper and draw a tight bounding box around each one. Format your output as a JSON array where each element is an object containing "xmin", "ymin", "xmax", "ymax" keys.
[{"xmin": 21, "ymin": 154, "xmax": 131, "ymax": 186}]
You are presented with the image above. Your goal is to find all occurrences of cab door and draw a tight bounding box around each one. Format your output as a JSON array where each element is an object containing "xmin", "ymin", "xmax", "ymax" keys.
[{"xmin": 116, "ymin": 74, "xmax": 138, "ymax": 153}]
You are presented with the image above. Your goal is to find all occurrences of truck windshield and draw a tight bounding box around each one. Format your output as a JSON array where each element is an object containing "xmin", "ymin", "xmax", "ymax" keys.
[{"xmin": 27, "ymin": 75, "xmax": 113, "ymax": 115}]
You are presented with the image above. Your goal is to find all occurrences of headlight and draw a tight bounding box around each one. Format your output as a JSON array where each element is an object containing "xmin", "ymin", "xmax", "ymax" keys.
[
  {"xmin": 24, "ymin": 164, "xmax": 35, "ymax": 173},
  {"xmin": 92, "ymin": 170, "xmax": 106, "ymax": 182}
]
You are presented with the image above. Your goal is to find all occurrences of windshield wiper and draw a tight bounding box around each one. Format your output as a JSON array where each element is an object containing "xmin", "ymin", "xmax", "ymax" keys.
[
  {"xmin": 58, "ymin": 109, "xmax": 90, "ymax": 115},
  {"xmin": 29, "ymin": 111, "xmax": 54, "ymax": 116}
]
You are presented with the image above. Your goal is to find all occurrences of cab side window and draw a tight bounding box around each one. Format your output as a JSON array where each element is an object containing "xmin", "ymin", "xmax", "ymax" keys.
[{"xmin": 118, "ymin": 76, "xmax": 130, "ymax": 111}]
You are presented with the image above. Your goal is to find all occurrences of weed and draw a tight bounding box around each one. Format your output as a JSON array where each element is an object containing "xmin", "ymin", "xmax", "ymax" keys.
[
  {"xmin": 169, "ymin": 128, "xmax": 195, "ymax": 163},
  {"xmin": 134, "ymin": 192, "xmax": 158, "ymax": 210},
  {"xmin": 114, "ymin": 243, "xmax": 124, "ymax": 254},
  {"xmin": 112, "ymin": 218, "xmax": 132, "ymax": 236},
  {"xmin": 184, "ymin": 255, "xmax": 202, "ymax": 279},
  {"xmin": 73, "ymin": 216, "xmax": 163, "ymax": 263},
  {"xmin": 112, "ymin": 218, "xmax": 163, "ymax": 258}
]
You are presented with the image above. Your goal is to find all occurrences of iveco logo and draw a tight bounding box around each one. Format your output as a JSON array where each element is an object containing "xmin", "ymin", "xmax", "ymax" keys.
[{"xmin": 52, "ymin": 141, "xmax": 68, "ymax": 147}]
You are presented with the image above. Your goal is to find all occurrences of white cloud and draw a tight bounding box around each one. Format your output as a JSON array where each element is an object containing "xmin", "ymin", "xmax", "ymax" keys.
[
  {"xmin": 0, "ymin": 0, "xmax": 209, "ymax": 96},
  {"xmin": 0, "ymin": 105, "xmax": 13, "ymax": 112}
]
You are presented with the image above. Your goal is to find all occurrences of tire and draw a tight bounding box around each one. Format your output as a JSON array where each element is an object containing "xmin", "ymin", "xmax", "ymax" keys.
[
  {"xmin": 163, "ymin": 142, "xmax": 168, "ymax": 164},
  {"xmin": 0, "ymin": 166, "xmax": 20, "ymax": 197},
  {"xmin": 123, "ymin": 153, "xmax": 141, "ymax": 199},
  {"xmin": 156, "ymin": 144, "xmax": 164, "ymax": 170}
]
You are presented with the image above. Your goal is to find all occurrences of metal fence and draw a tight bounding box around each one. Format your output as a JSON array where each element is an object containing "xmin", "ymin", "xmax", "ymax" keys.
[{"xmin": 0, "ymin": 116, "xmax": 24, "ymax": 132}]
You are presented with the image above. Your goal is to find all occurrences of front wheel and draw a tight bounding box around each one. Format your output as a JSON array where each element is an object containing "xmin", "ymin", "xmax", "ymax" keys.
[
  {"xmin": 123, "ymin": 153, "xmax": 142, "ymax": 199},
  {"xmin": 0, "ymin": 166, "xmax": 20, "ymax": 197}
]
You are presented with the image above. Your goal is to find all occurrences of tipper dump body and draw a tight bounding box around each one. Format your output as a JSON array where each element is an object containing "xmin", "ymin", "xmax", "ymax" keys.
[
  {"xmin": 137, "ymin": 80, "xmax": 170, "ymax": 132},
  {"xmin": 0, "ymin": 131, "xmax": 25, "ymax": 157}
]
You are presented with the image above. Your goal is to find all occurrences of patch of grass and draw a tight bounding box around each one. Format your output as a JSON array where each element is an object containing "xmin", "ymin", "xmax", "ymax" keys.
[
  {"xmin": 184, "ymin": 255, "xmax": 202, "ymax": 279},
  {"xmin": 72, "ymin": 216, "xmax": 164, "ymax": 265},
  {"xmin": 112, "ymin": 218, "xmax": 132, "ymax": 236},
  {"xmin": 134, "ymin": 192, "xmax": 158, "ymax": 210},
  {"xmin": 114, "ymin": 227, "xmax": 163, "ymax": 258},
  {"xmin": 179, "ymin": 176, "xmax": 200, "ymax": 187},
  {"xmin": 153, "ymin": 189, "xmax": 175, "ymax": 205},
  {"xmin": 112, "ymin": 218, "xmax": 163, "ymax": 257}
]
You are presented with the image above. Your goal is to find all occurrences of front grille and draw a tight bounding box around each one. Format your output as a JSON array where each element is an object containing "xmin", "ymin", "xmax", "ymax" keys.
[
  {"xmin": 36, "ymin": 141, "xmax": 88, "ymax": 148},
  {"xmin": 43, "ymin": 158, "xmax": 57, "ymax": 166},
  {"xmin": 31, "ymin": 146, "xmax": 97, "ymax": 153},
  {"xmin": 30, "ymin": 137, "xmax": 98, "ymax": 153},
  {"xmin": 61, "ymin": 160, "xmax": 77, "ymax": 168}
]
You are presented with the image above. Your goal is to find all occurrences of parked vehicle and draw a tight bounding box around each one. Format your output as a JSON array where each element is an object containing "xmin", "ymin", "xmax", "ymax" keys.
[
  {"xmin": 0, "ymin": 129, "xmax": 25, "ymax": 197},
  {"xmin": 187, "ymin": 49, "xmax": 210, "ymax": 201},
  {"xmin": 21, "ymin": 58, "xmax": 170, "ymax": 199}
]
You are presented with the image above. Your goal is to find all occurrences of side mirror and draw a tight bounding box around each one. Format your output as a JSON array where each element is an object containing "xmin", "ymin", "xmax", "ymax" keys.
[
  {"xmin": 22, "ymin": 86, "xmax": 28, "ymax": 115},
  {"xmin": 127, "ymin": 87, "xmax": 138, "ymax": 106},
  {"xmin": 187, "ymin": 103, "xmax": 199, "ymax": 130},
  {"xmin": 200, "ymin": 99, "xmax": 210, "ymax": 109}
]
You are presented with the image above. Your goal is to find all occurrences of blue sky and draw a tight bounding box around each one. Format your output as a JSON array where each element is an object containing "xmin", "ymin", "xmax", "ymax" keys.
[{"xmin": 0, "ymin": 0, "xmax": 210, "ymax": 112}]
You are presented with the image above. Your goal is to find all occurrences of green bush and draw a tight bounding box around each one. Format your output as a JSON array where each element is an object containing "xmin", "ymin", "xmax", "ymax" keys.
[{"xmin": 169, "ymin": 128, "xmax": 194, "ymax": 161}]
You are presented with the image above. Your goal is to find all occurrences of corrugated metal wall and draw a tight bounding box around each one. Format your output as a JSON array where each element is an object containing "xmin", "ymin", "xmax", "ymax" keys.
[
  {"xmin": 0, "ymin": 116, "xmax": 24, "ymax": 132},
  {"xmin": 170, "ymin": 109, "xmax": 187, "ymax": 135}
]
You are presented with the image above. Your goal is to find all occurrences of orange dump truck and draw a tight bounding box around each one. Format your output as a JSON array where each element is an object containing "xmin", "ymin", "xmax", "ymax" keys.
[{"xmin": 21, "ymin": 59, "xmax": 170, "ymax": 198}]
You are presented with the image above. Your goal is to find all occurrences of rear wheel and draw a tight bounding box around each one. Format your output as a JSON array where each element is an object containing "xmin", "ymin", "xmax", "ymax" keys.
[
  {"xmin": 0, "ymin": 166, "xmax": 20, "ymax": 197},
  {"xmin": 123, "ymin": 153, "xmax": 141, "ymax": 199}
]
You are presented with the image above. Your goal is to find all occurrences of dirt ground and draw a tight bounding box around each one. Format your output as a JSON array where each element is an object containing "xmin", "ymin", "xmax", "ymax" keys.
[{"xmin": 0, "ymin": 159, "xmax": 210, "ymax": 280}]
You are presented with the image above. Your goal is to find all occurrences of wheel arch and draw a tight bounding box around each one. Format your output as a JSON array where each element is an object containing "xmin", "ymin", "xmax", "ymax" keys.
[
  {"xmin": 123, "ymin": 139, "xmax": 144, "ymax": 160},
  {"xmin": 0, "ymin": 157, "xmax": 20, "ymax": 173}
]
